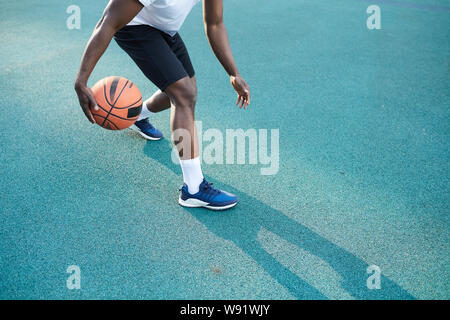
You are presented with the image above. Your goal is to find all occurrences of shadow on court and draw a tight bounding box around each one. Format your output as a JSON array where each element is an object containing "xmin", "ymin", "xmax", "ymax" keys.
[{"xmin": 143, "ymin": 138, "xmax": 414, "ymax": 300}]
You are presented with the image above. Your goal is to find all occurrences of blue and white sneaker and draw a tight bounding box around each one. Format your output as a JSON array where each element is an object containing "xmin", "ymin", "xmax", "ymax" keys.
[
  {"xmin": 179, "ymin": 179, "xmax": 238, "ymax": 210},
  {"xmin": 130, "ymin": 118, "xmax": 163, "ymax": 140}
]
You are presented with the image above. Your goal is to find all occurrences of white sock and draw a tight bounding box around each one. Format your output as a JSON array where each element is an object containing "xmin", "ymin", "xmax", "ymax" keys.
[
  {"xmin": 180, "ymin": 157, "xmax": 204, "ymax": 194},
  {"xmin": 137, "ymin": 98, "xmax": 152, "ymax": 121}
]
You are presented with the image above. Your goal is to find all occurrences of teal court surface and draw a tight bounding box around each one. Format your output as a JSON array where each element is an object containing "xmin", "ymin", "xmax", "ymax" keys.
[{"xmin": 0, "ymin": 0, "xmax": 448, "ymax": 299}]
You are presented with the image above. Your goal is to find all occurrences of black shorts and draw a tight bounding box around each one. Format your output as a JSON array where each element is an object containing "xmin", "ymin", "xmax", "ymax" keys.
[{"xmin": 114, "ymin": 25, "xmax": 195, "ymax": 91}]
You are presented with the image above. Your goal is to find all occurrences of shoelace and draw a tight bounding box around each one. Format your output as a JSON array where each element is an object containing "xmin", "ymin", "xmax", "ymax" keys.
[
  {"xmin": 201, "ymin": 182, "xmax": 221, "ymax": 196},
  {"xmin": 179, "ymin": 182, "xmax": 221, "ymax": 196}
]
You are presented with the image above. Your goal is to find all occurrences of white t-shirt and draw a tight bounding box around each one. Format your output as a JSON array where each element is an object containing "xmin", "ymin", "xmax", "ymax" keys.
[{"xmin": 128, "ymin": 0, "xmax": 201, "ymax": 36}]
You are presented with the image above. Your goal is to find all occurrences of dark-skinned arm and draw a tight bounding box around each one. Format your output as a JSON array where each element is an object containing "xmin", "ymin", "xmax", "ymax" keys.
[
  {"xmin": 203, "ymin": 0, "xmax": 250, "ymax": 109},
  {"xmin": 74, "ymin": 0, "xmax": 144, "ymax": 123}
]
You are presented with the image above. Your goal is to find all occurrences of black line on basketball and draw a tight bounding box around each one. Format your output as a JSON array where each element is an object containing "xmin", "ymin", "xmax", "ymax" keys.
[
  {"xmin": 96, "ymin": 103, "xmax": 139, "ymax": 122},
  {"xmin": 96, "ymin": 103, "xmax": 109, "ymax": 113},
  {"xmin": 110, "ymin": 97, "xmax": 142, "ymax": 110},
  {"xmin": 92, "ymin": 113, "xmax": 120, "ymax": 130},
  {"xmin": 104, "ymin": 119, "xmax": 119, "ymax": 130},
  {"xmin": 112, "ymin": 80, "xmax": 129, "ymax": 106},
  {"xmin": 104, "ymin": 83, "xmax": 112, "ymax": 107},
  {"xmin": 109, "ymin": 76, "xmax": 121, "ymax": 103},
  {"xmin": 101, "ymin": 80, "xmax": 129, "ymax": 126}
]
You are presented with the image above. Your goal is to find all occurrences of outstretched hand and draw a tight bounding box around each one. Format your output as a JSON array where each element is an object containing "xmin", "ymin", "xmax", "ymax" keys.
[{"xmin": 230, "ymin": 75, "xmax": 250, "ymax": 109}]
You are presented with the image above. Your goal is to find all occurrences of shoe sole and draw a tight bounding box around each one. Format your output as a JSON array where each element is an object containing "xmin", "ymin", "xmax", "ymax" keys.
[
  {"xmin": 178, "ymin": 197, "xmax": 237, "ymax": 210},
  {"xmin": 129, "ymin": 125, "xmax": 162, "ymax": 141}
]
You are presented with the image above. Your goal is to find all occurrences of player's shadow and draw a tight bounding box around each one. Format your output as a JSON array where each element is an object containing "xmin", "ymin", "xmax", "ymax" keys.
[{"xmin": 143, "ymin": 138, "xmax": 414, "ymax": 300}]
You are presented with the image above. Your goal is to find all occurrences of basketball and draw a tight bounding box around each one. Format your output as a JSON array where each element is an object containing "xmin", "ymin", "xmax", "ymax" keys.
[{"xmin": 91, "ymin": 76, "xmax": 142, "ymax": 130}]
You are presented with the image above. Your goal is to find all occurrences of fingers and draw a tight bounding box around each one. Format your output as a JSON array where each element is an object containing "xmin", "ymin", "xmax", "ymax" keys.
[
  {"xmin": 235, "ymin": 92, "xmax": 250, "ymax": 110},
  {"xmin": 239, "ymin": 96, "xmax": 245, "ymax": 109},
  {"xmin": 80, "ymin": 94, "xmax": 96, "ymax": 124},
  {"xmin": 240, "ymin": 90, "xmax": 250, "ymax": 110},
  {"xmin": 231, "ymin": 77, "xmax": 250, "ymax": 110},
  {"xmin": 236, "ymin": 95, "xmax": 243, "ymax": 109},
  {"xmin": 236, "ymin": 94, "xmax": 245, "ymax": 109},
  {"xmin": 243, "ymin": 89, "xmax": 250, "ymax": 110},
  {"xmin": 246, "ymin": 86, "xmax": 251, "ymax": 104},
  {"xmin": 85, "ymin": 90, "xmax": 97, "ymax": 123},
  {"xmin": 88, "ymin": 93, "xmax": 99, "ymax": 112},
  {"xmin": 81, "ymin": 103, "xmax": 96, "ymax": 124}
]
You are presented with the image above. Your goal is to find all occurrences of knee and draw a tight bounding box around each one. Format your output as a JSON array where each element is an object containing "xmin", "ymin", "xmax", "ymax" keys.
[
  {"xmin": 175, "ymin": 84, "xmax": 197, "ymax": 108},
  {"xmin": 180, "ymin": 83, "xmax": 196, "ymax": 108},
  {"xmin": 167, "ymin": 79, "xmax": 197, "ymax": 109}
]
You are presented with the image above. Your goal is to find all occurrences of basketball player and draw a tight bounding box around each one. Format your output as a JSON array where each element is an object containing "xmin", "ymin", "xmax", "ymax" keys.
[{"xmin": 74, "ymin": 0, "xmax": 250, "ymax": 210}]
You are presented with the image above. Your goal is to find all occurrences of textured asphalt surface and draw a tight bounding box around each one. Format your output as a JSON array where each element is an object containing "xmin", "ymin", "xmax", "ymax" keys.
[{"xmin": 0, "ymin": 0, "xmax": 448, "ymax": 299}]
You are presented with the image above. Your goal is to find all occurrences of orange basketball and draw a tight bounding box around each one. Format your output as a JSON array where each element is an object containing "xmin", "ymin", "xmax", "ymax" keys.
[{"xmin": 91, "ymin": 76, "xmax": 142, "ymax": 130}]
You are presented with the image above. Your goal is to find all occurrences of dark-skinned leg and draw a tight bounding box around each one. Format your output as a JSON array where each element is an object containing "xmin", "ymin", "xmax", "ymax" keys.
[
  {"xmin": 145, "ymin": 76, "xmax": 196, "ymax": 114},
  {"xmin": 164, "ymin": 76, "xmax": 198, "ymax": 160},
  {"xmin": 145, "ymin": 90, "xmax": 170, "ymax": 113},
  {"xmin": 163, "ymin": 75, "xmax": 204, "ymax": 196},
  {"xmin": 165, "ymin": 76, "xmax": 238, "ymax": 208}
]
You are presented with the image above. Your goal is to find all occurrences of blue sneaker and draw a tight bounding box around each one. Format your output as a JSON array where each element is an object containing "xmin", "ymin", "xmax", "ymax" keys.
[
  {"xmin": 179, "ymin": 179, "xmax": 238, "ymax": 210},
  {"xmin": 130, "ymin": 118, "xmax": 163, "ymax": 140}
]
